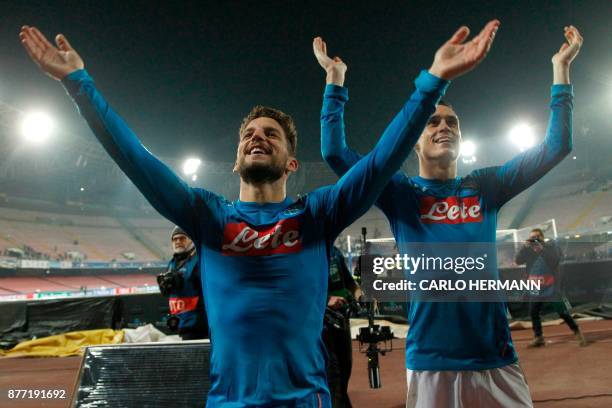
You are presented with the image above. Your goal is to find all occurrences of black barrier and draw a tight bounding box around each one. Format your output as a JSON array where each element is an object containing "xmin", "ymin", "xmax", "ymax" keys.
[
  {"xmin": 0, "ymin": 293, "xmax": 172, "ymax": 349},
  {"xmin": 117, "ymin": 293, "xmax": 172, "ymax": 332},
  {"xmin": 0, "ymin": 297, "xmax": 118, "ymax": 348},
  {"xmin": 0, "ymin": 302, "xmax": 26, "ymax": 346}
]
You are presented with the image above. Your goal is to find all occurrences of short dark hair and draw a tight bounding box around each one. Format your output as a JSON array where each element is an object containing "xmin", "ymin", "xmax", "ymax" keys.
[
  {"xmin": 530, "ymin": 228, "xmax": 545, "ymax": 237},
  {"xmin": 438, "ymin": 100, "xmax": 454, "ymax": 110},
  {"xmin": 239, "ymin": 106, "xmax": 298, "ymax": 156}
]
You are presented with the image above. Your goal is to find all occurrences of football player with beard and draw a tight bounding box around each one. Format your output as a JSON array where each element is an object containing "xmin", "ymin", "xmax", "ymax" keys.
[{"xmin": 20, "ymin": 21, "xmax": 497, "ymax": 407}]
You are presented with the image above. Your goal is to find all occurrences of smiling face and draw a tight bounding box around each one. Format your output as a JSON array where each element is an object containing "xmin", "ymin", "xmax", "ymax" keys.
[
  {"xmin": 234, "ymin": 115, "xmax": 298, "ymax": 185},
  {"xmin": 415, "ymin": 104, "xmax": 462, "ymax": 163}
]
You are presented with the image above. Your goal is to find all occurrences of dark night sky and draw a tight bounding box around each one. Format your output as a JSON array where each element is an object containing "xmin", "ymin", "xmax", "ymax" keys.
[{"xmin": 1, "ymin": 0, "xmax": 611, "ymax": 168}]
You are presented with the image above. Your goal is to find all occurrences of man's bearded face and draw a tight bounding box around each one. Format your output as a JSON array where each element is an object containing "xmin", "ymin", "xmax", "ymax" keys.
[
  {"xmin": 235, "ymin": 117, "xmax": 293, "ymax": 184},
  {"xmin": 172, "ymin": 234, "xmax": 193, "ymax": 254}
]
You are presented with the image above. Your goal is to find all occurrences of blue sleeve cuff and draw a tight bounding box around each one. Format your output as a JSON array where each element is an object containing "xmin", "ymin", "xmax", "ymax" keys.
[
  {"xmin": 61, "ymin": 69, "xmax": 92, "ymax": 94},
  {"xmin": 323, "ymin": 84, "xmax": 349, "ymax": 102},
  {"xmin": 551, "ymin": 84, "xmax": 573, "ymax": 97},
  {"xmin": 414, "ymin": 70, "xmax": 450, "ymax": 95}
]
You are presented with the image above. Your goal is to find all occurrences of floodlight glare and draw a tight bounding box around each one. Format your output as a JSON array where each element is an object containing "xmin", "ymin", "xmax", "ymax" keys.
[
  {"xmin": 460, "ymin": 139, "xmax": 477, "ymax": 164},
  {"xmin": 509, "ymin": 123, "xmax": 535, "ymax": 151},
  {"xmin": 460, "ymin": 140, "xmax": 476, "ymax": 157},
  {"xmin": 21, "ymin": 112, "xmax": 54, "ymax": 144},
  {"xmin": 182, "ymin": 158, "xmax": 201, "ymax": 175}
]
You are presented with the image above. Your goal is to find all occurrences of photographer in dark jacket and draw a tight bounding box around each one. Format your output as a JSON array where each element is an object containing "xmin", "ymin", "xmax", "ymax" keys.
[
  {"xmin": 157, "ymin": 226, "xmax": 208, "ymax": 340},
  {"xmin": 323, "ymin": 246, "xmax": 362, "ymax": 408},
  {"xmin": 515, "ymin": 228, "xmax": 586, "ymax": 347}
]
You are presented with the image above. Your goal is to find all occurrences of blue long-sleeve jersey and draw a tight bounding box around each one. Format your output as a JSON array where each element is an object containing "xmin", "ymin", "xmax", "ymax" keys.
[
  {"xmin": 61, "ymin": 69, "xmax": 448, "ymax": 406},
  {"xmin": 321, "ymin": 82, "xmax": 573, "ymax": 370}
]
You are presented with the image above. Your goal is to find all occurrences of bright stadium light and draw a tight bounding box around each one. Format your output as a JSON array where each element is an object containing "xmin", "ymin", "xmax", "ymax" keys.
[
  {"xmin": 182, "ymin": 158, "xmax": 201, "ymax": 175},
  {"xmin": 509, "ymin": 123, "xmax": 535, "ymax": 151},
  {"xmin": 460, "ymin": 139, "xmax": 477, "ymax": 164},
  {"xmin": 20, "ymin": 111, "xmax": 54, "ymax": 144},
  {"xmin": 460, "ymin": 140, "xmax": 476, "ymax": 157}
]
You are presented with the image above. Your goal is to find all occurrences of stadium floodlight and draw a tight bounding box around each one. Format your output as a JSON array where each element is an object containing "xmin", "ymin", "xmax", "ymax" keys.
[
  {"xmin": 191, "ymin": 174, "xmax": 197, "ymax": 182},
  {"xmin": 509, "ymin": 123, "xmax": 535, "ymax": 151},
  {"xmin": 460, "ymin": 139, "xmax": 477, "ymax": 164},
  {"xmin": 20, "ymin": 111, "xmax": 54, "ymax": 144},
  {"xmin": 182, "ymin": 158, "xmax": 201, "ymax": 175}
]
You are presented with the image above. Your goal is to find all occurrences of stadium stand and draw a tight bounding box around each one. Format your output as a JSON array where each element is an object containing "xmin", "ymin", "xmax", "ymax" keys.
[{"xmin": 0, "ymin": 207, "xmax": 173, "ymax": 262}]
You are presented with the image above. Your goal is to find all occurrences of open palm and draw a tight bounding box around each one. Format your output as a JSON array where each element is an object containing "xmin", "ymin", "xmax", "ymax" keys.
[
  {"xmin": 19, "ymin": 26, "xmax": 83, "ymax": 80},
  {"xmin": 552, "ymin": 26, "xmax": 582, "ymax": 66},
  {"xmin": 430, "ymin": 20, "xmax": 500, "ymax": 80},
  {"xmin": 313, "ymin": 37, "xmax": 347, "ymax": 76}
]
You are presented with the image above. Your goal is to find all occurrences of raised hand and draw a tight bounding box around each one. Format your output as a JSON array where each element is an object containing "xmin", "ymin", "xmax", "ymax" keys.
[
  {"xmin": 552, "ymin": 26, "xmax": 583, "ymax": 66},
  {"xmin": 313, "ymin": 36, "xmax": 347, "ymax": 86},
  {"xmin": 429, "ymin": 19, "xmax": 500, "ymax": 80},
  {"xmin": 551, "ymin": 26, "xmax": 582, "ymax": 84},
  {"xmin": 19, "ymin": 26, "xmax": 84, "ymax": 81}
]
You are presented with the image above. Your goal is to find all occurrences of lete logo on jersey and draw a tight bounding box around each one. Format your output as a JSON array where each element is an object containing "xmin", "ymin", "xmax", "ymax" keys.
[
  {"xmin": 419, "ymin": 195, "xmax": 483, "ymax": 224},
  {"xmin": 222, "ymin": 218, "xmax": 302, "ymax": 256}
]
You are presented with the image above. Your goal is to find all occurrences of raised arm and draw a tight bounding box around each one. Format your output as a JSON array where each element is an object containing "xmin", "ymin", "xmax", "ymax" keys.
[
  {"xmin": 19, "ymin": 26, "xmax": 214, "ymax": 240},
  {"xmin": 313, "ymin": 37, "xmax": 362, "ymax": 176},
  {"xmin": 315, "ymin": 21, "xmax": 501, "ymax": 234},
  {"xmin": 314, "ymin": 36, "xmax": 405, "ymax": 191},
  {"xmin": 495, "ymin": 26, "xmax": 583, "ymax": 207}
]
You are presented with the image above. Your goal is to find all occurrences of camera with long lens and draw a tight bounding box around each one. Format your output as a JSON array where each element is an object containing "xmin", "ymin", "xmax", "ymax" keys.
[
  {"xmin": 527, "ymin": 238, "xmax": 543, "ymax": 243},
  {"xmin": 323, "ymin": 296, "xmax": 361, "ymax": 331},
  {"xmin": 156, "ymin": 270, "xmax": 184, "ymax": 296}
]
